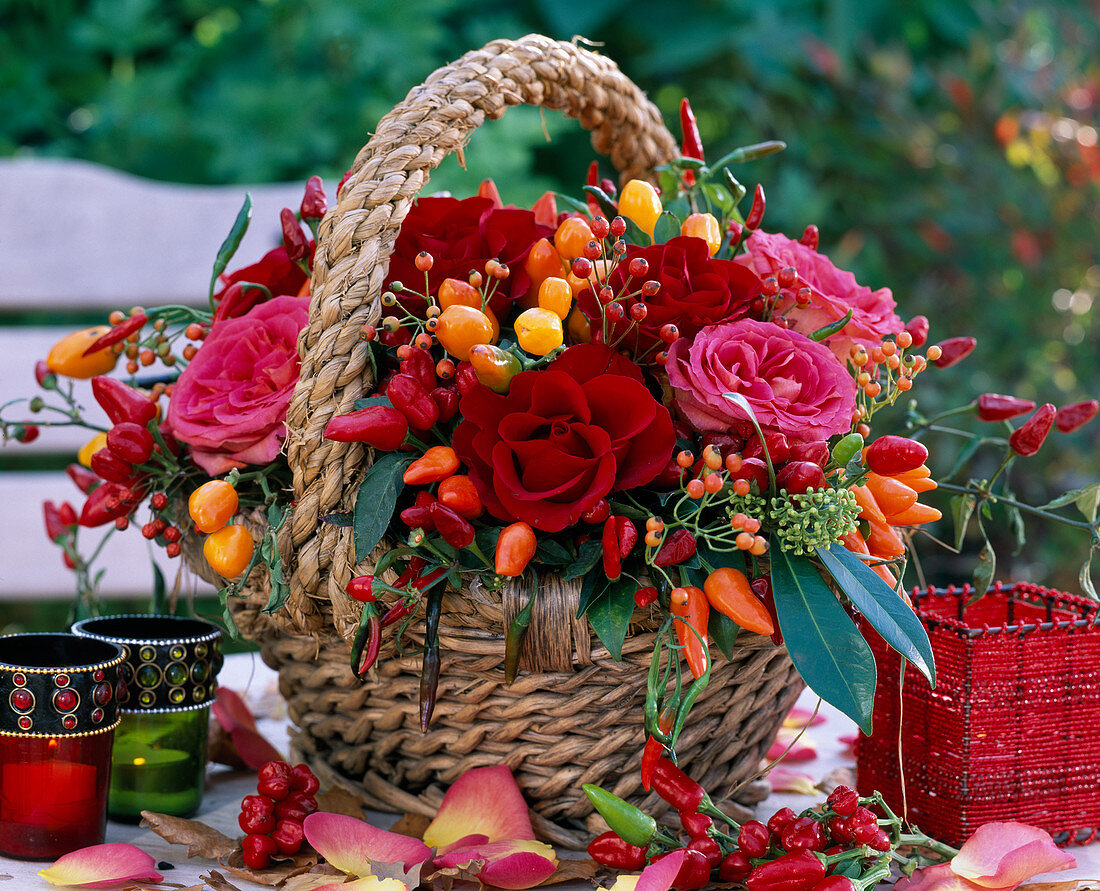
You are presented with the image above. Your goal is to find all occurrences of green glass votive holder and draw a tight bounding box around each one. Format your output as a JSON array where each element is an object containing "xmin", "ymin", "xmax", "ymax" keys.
[{"xmin": 71, "ymin": 615, "xmax": 222, "ymax": 821}]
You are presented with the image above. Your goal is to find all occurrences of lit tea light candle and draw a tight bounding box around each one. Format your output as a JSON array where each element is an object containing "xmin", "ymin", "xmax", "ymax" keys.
[{"xmin": 108, "ymin": 744, "xmax": 203, "ymax": 819}]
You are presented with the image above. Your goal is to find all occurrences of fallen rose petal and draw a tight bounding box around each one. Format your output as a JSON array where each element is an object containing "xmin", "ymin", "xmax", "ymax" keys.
[
  {"xmin": 783, "ymin": 706, "xmax": 827, "ymax": 729},
  {"xmin": 895, "ymin": 862, "xmax": 983, "ymax": 890},
  {"xmin": 767, "ymin": 766, "xmax": 820, "ymax": 794},
  {"xmin": 767, "ymin": 729, "xmax": 817, "ymax": 763},
  {"xmin": 434, "ymin": 838, "xmax": 558, "ymax": 890},
  {"xmin": 422, "ymin": 764, "xmax": 535, "ymax": 848},
  {"xmin": 636, "ymin": 849, "xmax": 686, "ymax": 891},
  {"xmin": 304, "ymin": 812, "xmax": 431, "ymax": 885},
  {"xmin": 838, "ymin": 734, "xmax": 859, "ymax": 759},
  {"xmin": 210, "ymin": 688, "xmax": 284, "ymax": 770},
  {"xmin": 38, "ymin": 843, "xmax": 163, "ymax": 888},
  {"xmin": 951, "ymin": 823, "xmax": 1076, "ymax": 888},
  {"xmin": 313, "ymin": 879, "xmax": 409, "ymax": 891}
]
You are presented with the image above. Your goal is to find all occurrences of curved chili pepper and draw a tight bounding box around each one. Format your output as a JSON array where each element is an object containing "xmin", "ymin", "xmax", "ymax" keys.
[
  {"xmin": 381, "ymin": 602, "xmax": 414, "ymax": 628},
  {"xmin": 932, "ymin": 336, "xmax": 977, "ymax": 369},
  {"xmin": 849, "ymin": 484, "xmax": 905, "ymax": 559},
  {"xmin": 670, "ymin": 585, "xmax": 709, "ymax": 679},
  {"xmin": 653, "ymin": 528, "xmax": 696, "ymax": 567},
  {"xmin": 387, "ymin": 373, "xmax": 439, "ymax": 431},
  {"xmin": 428, "ymin": 502, "xmax": 474, "ymax": 548},
  {"xmin": 403, "ymin": 446, "xmax": 459, "ymax": 485},
  {"xmin": 704, "ymin": 567, "xmax": 774, "ymax": 635},
  {"xmin": 884, "ymin": 502, "xmax": 943, "ymax": 526},
  {"xmin": 1009, "ymin": 402, "xmax": 1056, "ymax": 457},
  {"xmin": 91, "ymin": 376, "xmax": 157, "ymax": 426},
  {"xmin": 679, "ymin": 98, "xmax": 704, "ymax": 187},
  {"xmin": 640, "ymin": 735, "xmax": 663, "ymax": 792},
  {"xmin": 586, "ymin": 832, "xmax": 646, "ymax": 870},
  {"xmin": 601, "ymin": 515, "xmax": 637, "ymax": 580},
  {"xmin": 350, "ymin": 604, "xmax": 381, "ymax": 679},
  {"xmin": 400, "ymin": 348, "xmax": 436, "ymax": 392},
  {"xmin": 400, "ymin": 491, "xmax": 437, "ymax": 530},
  {"xmin": 651, "ymin": 757, "xmax": 708, "ymax": 812},
  {"xmin": 745, "ymin": 849, "xmax": 826, "ymax": 891},
  {"xmin": 58, "ymin": 502, "xmax": 77, "ymax": 527},
  {"xmin": 35, "ymin": 360, "xmax": 56, "ymax": 389},
  {"xmin": 469, "ymin": 344, "xmax": 522, "ymax": 394},
  {"xmin": 863, "ymin": 472, "xmax": 918, "ymax": 518},
  {"xmin": 79, "ymin": 482, "xmax": 130, "ymax": 527},
  {"xmin": 976, "ymin": 393, "xmax": 1036, "ymax": 422},
  {"xmin": 581, "ymin": 784, "xmax": 656, "ymax": 847},
  {"xmin": 430, "ymin": 387, "xmax": 459, "ymax": 423},
  {"xmin": 419, "ymin": 584, "xmax": 444, "ymax": 731},
  {"xmin": 495, "ymin": 522, "xmax": 536, "ymax": 577},
  {"xmin": 82, "ymin": 313, "xmax": 147, "ymax": 357},
  {"xmin": 680, "ymin": 810, "xmax": 713, "ymax": 839},
  {"xmin": 280, "ymin": 208, "xmax": 309, "ymax": 261},
  {"xmin": 90, "ymin": 448, "xmax": 136, "ymax": 484},
  {"xmin": 585, "ymin": 160, "xmax": 601, "ymax": 217},
  {"xmin": 454, "ymin": 362, "xmax": 479, "ymax": 396},
  {"xmin": 107, "ymin": 421, "xmax": 154, "ymax": 465},
  {"xmin": 864, "ymin": 435, "xmax": 928, "ymax": 475},
  {"xmin": 744, "ymin": 183, "xmax": 766, "ymax": 230},
  {"xmin": 1055, "ymin": 399, "xmax": 1099, "ymax": 433},
  {"xmin": 839, "ymin": 529, "xmax": 897, "ymax": 588},
  {"xmin": 43, "ymin": 501, "xmax": 66, "ymax": 542},
  {"xmin": 299, "ymin": 175, "xmax": 327, "ymax": 221},
  {"xmin": 504, "ymin": 591, "xmax": 535, "ymax": 686},
  {"xmin": 324, "ymin": 405, "xmax": 409, "ymax": 448}
]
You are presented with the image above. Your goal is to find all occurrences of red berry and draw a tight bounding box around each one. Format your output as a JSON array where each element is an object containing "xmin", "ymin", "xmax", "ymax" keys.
[
  {"xmin": 257, "ymin": 760, "xmax": 292, "ymax": 801},
  {"xmin": 583, "ymin": 240, "xmax": 602, "ymax": 260},
  {"xmin": 270, "ymin": 819, "xmax": 305, "ymax": 856},
  {"xmin": 241, "ymin": 833, "xmax": 278, "ymax": 870},
  {"xmin": 238, "ymin": 794, "xmax": 276, "ymax": 835},
  {"xmin": 571, "ymin": 257, "xmax": 593, "ymax": 279},
  {"xmin": 115, "ymin": 517, "xmax": 130, "ymax": 531},
  {"xmin": 590, "ymin": 216, "xmax": 610, "ymax": 238},
  {"xmin": 629, "ymin": 302, "xmax": 648, "ymax": 321},
  {"xmin": 163, "ymin": 526, "xmax": 181, "ymax": 542},
  {"xmin": 151, "ymin": 492, "xmax": 168, "ymax": 510},
  {"xmin": 777, "ymin": 266, "xmax": 797, "ymax": 288},
  {"xmin": 762, "ymin": 277, "xmax": 780, "ymax": 297},
  {"xmin": 606, "ymin": 302, "xmax": 624, "ymax": 322},
  {"xmin": 142, "ymin": 523, "xmax": 158, "ymax": 540},
  {"xmin": 659, "ymin": 323, "xmax": 679, "ymax": 344},
  {"xmin": 289, "ymin": 763, "xmax": 320, "ymax": 795},
  {"xmin": 165, "ymin": 542, "xmax": 181, "ymax": 558},
  {"xmin": 610, "ymin": 216, "xmax": 627, "ymax": 237},
  {"xmin": 627, "ymin": 257, "xmax": 649, "ymax": 278}
]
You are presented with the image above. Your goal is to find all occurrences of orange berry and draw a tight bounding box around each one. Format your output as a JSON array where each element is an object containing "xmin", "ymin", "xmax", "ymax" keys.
[
  {"xmin": 704, "ymin": 472, "xmax": 723, "ymax": 494},
  {"xmin": 750, "ymin": 536, "xmax": 768, "ymax": 556},
  {"xmin": 881, "ymin": 340, "xmax": 897, "ymax": 357},
  {"xmin": 857, "ymin": 371, "xmax": 872, "ymax": 386},
  {"xmin": 681, "ymin": 212, "xmax": 722, "ymax": 256},
  {"xmin": 468, "ymin": 271, "xmax": 484, "ymax": 288},
  {"xmin": 852, "ymin": 348, "xmax": 869, "ymax": 367},
  {"xmin": 897, "ymin": 376, "xmax": 913, "ymax": 391},
  {"xmin": 554, "ymin": 217, "xmax": 595, "ymax": 261},
  {"xmin": 856, "ymin": 423, "xmax": 871, "ymax": 437},
  {"xmin": 537, "ymin": 277, "xmax": 573, "ymax": 320},
  {"xmin": 646, "ymin": 516, "xmax": 663, "ymax": 532},
  {"xmin": 886, "ymin": 354, "xmax": 901, "ymax": 370},
  {"xmin": 436, "ymin": 358, "xmax": 456, "ymax": 379},
  {"xmin": 686, "ymin": 479, "xmax": 705, "ymax": 499},
  {"xmin": 864, "ymin": 381, "xmax": 883, "ymax": 398},
  {"xmin": 743, "ymin": 517, "xmax": 762, "ymax": 534},
  {"xmin": 125, "ymin": 360, "xmax": 139, "ymax": 374},
  {"xmin": 670, "ymin": 587, "xmax": 690, "ymax": 610},
  {"xmin": 676, "ymin": 450, "xmax": 695, "ymax": 468},
  {"xmin": 436, "ymin": 305, "xmax": 494, "ymax": 360},
  {"xmin": 514, "ymin": 307, "xmax": 564, "ymax": 356},
  {"xmin": 896, "ymin": 331, "xmax": 913, "ymax": 349},
  {"xmin": 703, "ymin": 445, "xmax": 723, "ymax": 470},
  {"xmin": 926, "ymin": 345, "xmax": 943, "ymax": 361},
  {"xmin": 108, "ymin": 310, "xmax": 126, "ymax": 325},
  {"xmin": 414, "ymin": 333, "xmax": 433, "ymax": 350},
  {"xmin": 415, "ymin": 251, "xmax": 434, "ymax": 271},
  {"xmin": 736, "ymin": 531, "xmax": 755, "ymax": 550},
  {"xmin": 724, "ymin": 453, "xmax": 743, "ymax": 473},
  {"xmin": 183, "ymin": 344, "xmax": 198, "ymax": 360},
  {"xmin": 733, "ymin": 479, "xmax": 751, "ymax": 496},
  {"xmin": 645, "ymin": 531, "xmax": 662, "ymax": 548},
  {"xmin": 484, "ymin": 258, "xmax": 501, "ymax": 277},
  {"xmin": 731, "ymin": 512, "xmax": 748, "ymax": 529},
  {"xmin": 396, "ymin": 344, "xmax": 413, "ymax": 359},
  {"xmin": 869, "ymin": 346, "xmax": 886, "ymax": 364}
]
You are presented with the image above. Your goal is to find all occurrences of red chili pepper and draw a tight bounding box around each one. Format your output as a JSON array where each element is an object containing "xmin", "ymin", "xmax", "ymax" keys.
[
  {"xmin": 454, "ymin": 361, "xmax": 479, "ymax": 395},
  {"xmin": 495, "ymin": 522, "xmax": 537, "ymax": 577},
  {"xmin": 826, "ymin": 785, "xmax": 859, "ymax": 816},
  {"xmin": 241, "ymin": 833, "xmax": 277, "ymax": 870},
  {"xmin": 429, "ymin": 502, "xmax": 475, "ymax": 548},
  {"xmin": 81, "ymin": 313, "xmax": 147, "ymax": 357},
  {"xmin": 780, "ymin": 815, "xmax": 827, "ymax": 852},
  {"xmin": 730, "ymin": 457, "xmax": 770, "ymax": 493},
  {"xmin": 720, "ymin": 851, "xmax": 753, "ymax": 883},
  {"xmin": 865, "ymin": 435, "xmax": 928, "ymax": 475},
  {"xmin": 679, "ymin": 98, "xmax": 704, "ymax": 187},
  {"xmin": 387, "ymin": 373, "xmax": 440, "ymax": 431},
  {"xmin": 653, "ymin": 529, "xmax": 697, "ymax": 567},
  {"xmin": 79, "ymin": 482, "xmax": 130, "ymax": 527},
  {"xmin": 767, "ymin": 806, "xmax": 798, "ymax": 835},
  {"xmin": 680, "ymin": 810, "xmax": 713, "ymax": 839},
  {"xmin": 324, "ymin": 405, "xmax": 409, "ymax": 449},
  {"xmin": 738, "ymin": 820, "xmax": 771, "ymax": 858},
  {"xmin": 657, "ymin": 848, "xmax": 711, "ymax": 890},
  {"xmin": 670, "ymin": 586, "xmax": 709, "ymax": 679},
  {"xmin": 601, "ymin": 515, "xmax": 637, "ymax": 580},
  {"xmin": 290, "ymin": 763, "xmax": 320, "ymax": 795},
  {"xmin": 380, "ymin": 602, "xmax": 412, "ymax": 629},
  {"xmin": 91, "ymin": 376, "xmax": 157, "ymax": 426},
  {"xmin": 1009, "ymin": 403, "xmax": 1056, "ymax": 457},
  {"xmin": 400, "ymin": 491, "xmax": 438, "ymax": 530},
  {"xmin": 905, "ymin": 314, "xmax": 930, "ymax": 347},
  {"xmin": 634, "ymin": 585, "xmax": 659, "ymax": 608},
  {"xmin": 66, "ymin": 464, "xmax": 100, "ymax": 494},
  {"xmin": 35, "ymin": 360, "xmax": 56, "ymax": 388},
  {"xmin": 274, "ymin": 791, "xmax": 317, "ymax": 823},
  {"xmin": 788, "ymin": 440, "xmax": 830, "ymax": 467},
  {"xmin": 58, "ymin": 502, "xmax": 77, "ymax": 527},
  {"xmin": 812, "ymin": 877, "xmax": 856, "ymax": 891},
  {"xmin": 90, "ymin": 448, "xmax": 136, "ymax": 484},
  {"xmin": 238, "ymin": 794, "xmax": 277, "ymax": 835},
  {"xmin": 744, "ymin": 183, "xmax": 766, "ymax": 230},
  {"xmin": 932, "ymin": 336, "xmax": 977, "ymax": 368},
  {"xmin": 403, "ymin": 446, "xmax": 459, "ymax": 485},
  {"xmin": 686, "ymin": 835, "xmax": 721, "ymax": 869},
  {"xmin": 300, "ymin": 175, "xmax": 327, "ymax": 220},
  {"xmin": 270, "ymin": 818, "xmax": 305, "ymax": 856},
  {"xmin": 400, "ymin": 348, "xmax": 436, "ymax": 391},
  {"xmin": 107, "ymin": 421, "xmax": 154, "ymax": 464},
  {"xmin": 586, "ymin": 832, "xmax": 647, "ymax": 870},
  {"xmin": 585, "ymin": 160, "xmax": 601, "ymax": 216},
  {"xmin": 280, "ymin": 208, "xmax": 309, "ymax": 261},
  {"xmin": 800, "ymin": 224, "xmax": 820, "ymax": 250},
  {"xmin": 347, "ymin": 575, "xmax": 375, "ymax": 603},
  {"xmin": 744, "ymin": 430, "xmax": 791, "ymax": 465},
  {"xmin": 977, "ymin": 393, "xmax": 1036, "ymax": 422},
  {"xmin": 775, "ymin": 461, "xmax": 828, "ymax": 495},
  {"xmin": 640, "ymin": 735, "xmax": 663, "ymax": 792},
  {"xmin": 431, "ymin": 387, "xmax": 459, "ymax": 423},
  {"xmin": 43, "ymin": 501, "xmax": 67, "ymax": 542},
  {"xmin": 651, "ymin": 757, "xmax": 707, "ymax": 812},
  {"xmin": 1055, "ymin": 399, "xmax": 1099, "ymax": 433},
  {"xmin": 745, "ymin": 849, "xmax": 826, "ymax": 891}
]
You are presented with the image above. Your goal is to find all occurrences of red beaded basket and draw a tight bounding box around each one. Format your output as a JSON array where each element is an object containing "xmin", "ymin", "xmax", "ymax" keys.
[{"xmin": 857, "ymin": 582, "xmax": 1100, "ymax": 847}]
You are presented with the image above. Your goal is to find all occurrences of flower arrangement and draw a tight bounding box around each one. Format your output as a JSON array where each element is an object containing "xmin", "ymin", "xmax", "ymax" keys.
[{"xmin": 4, "ymin": 99, "xmax": 1098, "ymax": 750}]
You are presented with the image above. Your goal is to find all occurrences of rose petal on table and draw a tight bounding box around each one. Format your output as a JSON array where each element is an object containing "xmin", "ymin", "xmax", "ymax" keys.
[
  {"xmin": 422, "ymin": 764, "xmax": 536, "ymax": 848},
  {"xmin": 434, "ymin": 838, "xmax": 558, "ymax": 889},
  {"xmin": 838, "ymin": 734, "xmax": 859, "ymax": 759},
  {"xmin": 950, "ymin": 823, "xmax": 1076, "ymax": 888},
  {"xmin": 210, "ymin": 687, "xmax": 284, "ymax": 769},
  {"xmin": 783, "ymin": 705, "xmax": 827, "ymax": 729},
  {"xmin": 303, "ymin": 812, "xmax": 431, "ymax": 883},
  {"xmin": 212, "ymin": 687, "xmax": 259, "ymax": 732},
  {"xmin": 766, "ymin": 766, "xmax": 820, "ymax": 794},
  {"xmin": 766, "ymin": 729, "xmax": 817, "ymax": 762},
  {"xmin": 313, "ymin": 879, "xmax": 409, "ymax": 891},
  {"xmin": 38, "ymin": 842, "xmax": 163, "ymax": 888},
  {"xmin": 895, "ymin": 862, "xmax": 983, "ymax": 890}
]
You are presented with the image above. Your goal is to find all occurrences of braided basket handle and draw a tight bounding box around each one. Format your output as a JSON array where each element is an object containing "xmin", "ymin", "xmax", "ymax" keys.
[{"xmin": 280, "ymin": 34, "xmax": 678, "ymax": 636}]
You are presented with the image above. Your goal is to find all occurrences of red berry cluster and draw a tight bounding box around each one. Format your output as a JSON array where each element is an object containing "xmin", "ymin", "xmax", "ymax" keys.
[{"xmin": 238, "ymin": 760, "xmax": 319, "ymax": 869}]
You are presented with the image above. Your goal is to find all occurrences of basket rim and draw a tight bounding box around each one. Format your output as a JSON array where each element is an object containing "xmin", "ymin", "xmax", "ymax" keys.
[{"xmin": 911, "ymin": 581, "xmax": 1100, "ymax": 638}]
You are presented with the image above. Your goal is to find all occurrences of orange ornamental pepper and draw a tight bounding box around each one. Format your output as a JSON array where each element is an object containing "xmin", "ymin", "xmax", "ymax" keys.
[
  {"xmin": 863, "ymin": 472, "xmax": 918, "ymax": 518},
  {"xmin": 437, "ymin": 475, "xmax": 483, "ymax": 519},
  {"xmin": 566, "ymin": 306, "xmax": 593, "ymax": 344},
  {"xmin": 554, "ymin": 217, "xmax": 595, "ymax": 261},
  {"xmin": 438, "ymin": 278, "xmax": 483, "ymax": 310},
  {"xmin": 883, "ymin": 502, "xmax": 943, "ymax": 526},
  {"xmin": 468, "ymin": 344, "xmax": 522, "ymax": 394},
  {"xmin": 537, "ymin": 276, "xmax": 573, "ymax": 320},
  {"xmin": 188, "ymin": 479, "xmax": 239, "ymax": 534},
  {"xmin": 850, "ymin": 484, "xmax": 906, "ymax": 559},
  {"xmin": 203, "ymin": 525, "xmax": 254, "ymax": 579},
  {"xmin": 47, "ymin": 326, "xmax": 119, "ymax": 379},
  {"xmin": 522, "ymin": 238, "xmax": 568, "ymax": 309},
  {"xmin": 403, "ymin": 446, "xmax": 460, "ymax": 485},
  {"xmin": 840, "ymin": 529, "xmax": 898, "ymax": 589},
  {"xmin": 681, "ymin": 213, "xmax": 722, "ymax": 257},
  {"xmin": 892, "ymin": 465, "xmax": 938, "ymax": 493},
  {"xmin": 495, "ymin": 522, "xmax": 537, "ymax": 577},
  {"xmin": 670, "ymin": 586, "xmax": 709, "ymax": 679},
  {"xmin": 435, "ymin": 305, "xmax": 494, "ymax": 360},
  {"xmin": 703, "ymin": 567, "xmax": 774, "ymax": 636}
]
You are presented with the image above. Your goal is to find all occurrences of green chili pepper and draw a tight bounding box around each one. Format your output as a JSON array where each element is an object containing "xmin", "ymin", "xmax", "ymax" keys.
[
  {"xmin": 504, "ymin": 582, "xmax": 536, "ymax": 685},
  {"xmin": 419, "ymin": 584, "xmax": 445, "ymax": 731},
  {"xmin": 350, "ymin": 602, "xmax": 381, "ymax": 680},
  {"xmin": 582, "ymin": 784, "xmax": 657, "ymax": 847},
  {"xmin": 831, "ymin": 432, "xmax": 865, "ymax": 467}
]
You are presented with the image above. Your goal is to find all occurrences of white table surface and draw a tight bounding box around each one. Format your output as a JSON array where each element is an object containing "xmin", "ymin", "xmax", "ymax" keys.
[{"xmin": 2, "ymin": 652, "xmax": 1098, "ymax": 888}]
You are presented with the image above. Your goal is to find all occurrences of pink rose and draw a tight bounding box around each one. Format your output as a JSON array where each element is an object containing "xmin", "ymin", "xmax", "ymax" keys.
[
  {"xmin": 739, "ymin": 230, "xmax": 903, "ymax": 360},
  {"xmin": 667, "ymin": 318, "xmax": 857, "ymax": 440},
  {"xmin": 166, "ymin": 295, "xmax": 309, "ymax": 475}
]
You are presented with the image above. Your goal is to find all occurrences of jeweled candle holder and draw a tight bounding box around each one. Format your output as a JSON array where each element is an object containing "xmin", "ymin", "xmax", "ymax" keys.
[
  {"xmin": 0, "ymin": 632, "xmax": 124, "ymax": 859},
  {"xmin": 71, "ymin": 615, "xmax": 222, "ymax": 822}
]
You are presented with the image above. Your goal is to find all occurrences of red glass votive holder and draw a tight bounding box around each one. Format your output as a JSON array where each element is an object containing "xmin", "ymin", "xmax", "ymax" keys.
[{"xmin": 0, "ymin": 632, "xmax": 124, "ymax": 859}]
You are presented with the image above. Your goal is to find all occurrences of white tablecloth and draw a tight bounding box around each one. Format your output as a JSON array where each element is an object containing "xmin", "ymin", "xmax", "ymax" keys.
[{"xmin": 2, "ymin": 652, "xmax": 1098, "ymax": 888}]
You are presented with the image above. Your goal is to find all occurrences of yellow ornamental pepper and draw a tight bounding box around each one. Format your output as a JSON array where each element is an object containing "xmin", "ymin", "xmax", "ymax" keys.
[
  {"xmin": 47, "ymin": 326, "xmax": 118, "ymax": 379},
  {"xmin": 618, "ymin": 180, "xmax": 663, "ymax": 238},
  {"xmin": 681, "ymin": 212, "xmax": 722, "ymax": 256},
  {"xmin": 77, "ymin": 432, "xmax": 109, "ymax": 468},
  {"xmin": 468, "ymin": 344, "xmax": 523, "ymax": 394}
]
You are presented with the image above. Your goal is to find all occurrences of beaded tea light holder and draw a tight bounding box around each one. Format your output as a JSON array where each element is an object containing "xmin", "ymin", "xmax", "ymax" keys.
[
  {"xmin": 0, "ymin": 632, "xmax": 124, "ymax": 859},
  {"xmin": 72, "ymin": 615, "xmax": 222, "ymax": 821}
]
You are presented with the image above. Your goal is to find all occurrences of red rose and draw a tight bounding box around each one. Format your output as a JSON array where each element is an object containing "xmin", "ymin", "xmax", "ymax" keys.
[
  {"xmin": 453, "ymin": 344, "xmax": 675, "ymax": 531},
  {"xmin": 213, "ymin": 244, "xmax": 312, "ymax": 321},
  {"xmin": 166, "ymin": 295, "xmax": 309, "ymax": 475},
  {"xmin": 385, "ymin": 196, "xmax": 553, "ymax": 317},
  {"xmin": 578, "ymin": 236, "xmax": 761, "ymax": 357}
]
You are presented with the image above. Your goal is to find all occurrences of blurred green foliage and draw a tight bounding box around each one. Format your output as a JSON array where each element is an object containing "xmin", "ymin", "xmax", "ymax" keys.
[{"xmin": 2, "ymin": 0, "xmax": 1097, "ymax": 589}]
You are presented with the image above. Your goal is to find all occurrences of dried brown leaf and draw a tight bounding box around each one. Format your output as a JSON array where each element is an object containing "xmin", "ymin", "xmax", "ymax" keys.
[
  {"xmin": 202, "ymin": 871, "xmax": 245, "ymax": 891},
  {"xmin": 219, "ymin": 848, "xmax": 320, "ymax": 887},
  {"xmin": 389, "ymin": 812, "xmax": 432, "ymax": 839},
  {"xmin": 819, "ymin": 766, "xmax": 857, "ymax": 793},
  {"xmin": 140, "ymin": 811, "xmax": 237, "ymax": 860},
  {"xmin": 277, "ymin": 866, "xmax": 346, "ymax": 891},
  {"xmin": 540, "ymin": 857, "xmax": 599, "ymax": 885},
  {"xmin": 314, "ymin": 788, "xmax": 367, "ymax": 820}
]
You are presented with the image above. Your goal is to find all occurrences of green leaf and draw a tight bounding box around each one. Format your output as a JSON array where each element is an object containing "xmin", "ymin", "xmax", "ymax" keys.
[
  {"xmin": 321, "ymin": 511, "xmax": 354, "ymax": 527},
  {"xmin": 352, "ymin": 453, "xmax": 414, "ymax": 562},
  {"xmin": 652, "ymin": 211, "xmax": 681, "ymax": 244},
  {"xmin": 352, "ymin": 395, "xmax": 394, "ymax": 410},
  {"xmin": 261, "ymin": 528, "xmax": 290, "ymax": 614},
  {"xmin": 817, "ymin": 544, "xmax": 935, "ymax": 686},
  {"xmin": 564, "ymin": 539, "xmax": 603, "ymax": 582},
  {"xmin": 208, "ymin": 193, "xmax": 252, "ymax": 303},
  {"xmin": 951, "ymin": 493, "xmax": 976, "ymax": 551},
  {"xmin": 972, "ymin": 538, "xmax": 996, "ymax": 598},
  {"xmin": 708, "ymin": 610, "xmax": 740, "ymax": 660},
  {"xmin": 1076, "ymin": 485, "xmax": 1100, "ymax": 523},
  {"xmin": 535, "ymin": 538, "xmax": 573, "ymax": 566},
  {"xmin": 1080, "ymin": 552, "xmax": 1097, "ymax": 600},
  {"xmin": 1005, "ymin": 503, "xmax": 1026, "ymax": 555},
  {"xmin": 770, "ymin": 548, "xmax": 877, "ymax": 734},
  {"xmin": 575, "ymin": 571, "xmax": 607, "ymax": 620},
  {"xmin": 700, "ymin": 182, "xmax": 733, "ymax": 215},
  {"xmin": 553, "ymin": 192, "xmax": 590, "ymax": 215},
  {"xmin": 585, "ymin": 576, "xmax": 636, "ymax": 661},
  {"xmin": 151, "ymin": 562, "xmax": 166, "ymax": 615}
]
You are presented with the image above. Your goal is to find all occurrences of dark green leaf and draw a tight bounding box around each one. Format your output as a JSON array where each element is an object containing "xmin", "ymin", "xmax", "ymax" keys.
[
  {"xmin": 652, "ymin": 211, "xmax": 681, "ymax": 244},
  {"xmin": 352, "ymin": 453, "xmax": 414, "ymax": 562},
  {"xmin": 1005, "ymin": 503, "xmax": 1026, "ymax": 555},
  {"xmin": 576, "ymin": 571, "xmax": 608, "ymax": 619},
  {"xmin": 585, "ymin": 576, "xmax": 636, "ymax": 661},
  {"xmin": 535, "ymin": 538, "xmax": 573, "ymax": 566},
  {"xmin": 817, "ymin": 544, "xmax": 935, "ymax": 686},
  {"xmin": 770, "ymin": 548, "xmax": 877, "ymax": 734},
  {"xmin": 151, "ymin": 562, "xmax": 166, "ymax": 615},
  {"xmin": 1080, "ymin": 552, "xmax": 1097, "ymax": 600},
  {"xmin": 563, "ymin": 539, "xmax": 603, "ymax": 582},
  {"xmin": 972, "ymin": 537, "xmax": 996, "ymax": 598},
  {"xmin": 708, "ymin": 610, "xmax": 740, "ymax": 660},
  {"xmin": 208, "ymin": 193, "xmax": 252, "ymax": 302},
  {"xmin": 261, "ymin": 529, "xmax": 290, "ymax": 614},
  {"xmin": 951, "ymin": 494, "xmax": 976, "ymax": 551},
  {"xmin": 553, "ymin": 192, "xmax": 590, "ymax": 215},
  {"xmin": 582, "ymin": 184, "xmax": 618, "ymax": 219},
  {"xmin": 700, "ymin": 182, "xmax": 733, "ymax": 215},
  {"xmin": 1076, "ymin": 485, "xmax": 1100, "ymax": 523},
  {"xmin": 352, "ymin": 395, "xmax": 394, "ymax": 410},
  {"xmin": 321, "ymin": 511, "xmax": 354, "ymax": 527}
]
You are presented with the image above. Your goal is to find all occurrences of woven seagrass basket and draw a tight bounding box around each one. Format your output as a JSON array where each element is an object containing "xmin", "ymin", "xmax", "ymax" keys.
[{"xmin": 188, "ymin": 34, "xmax": 804, "ymax": 849}]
